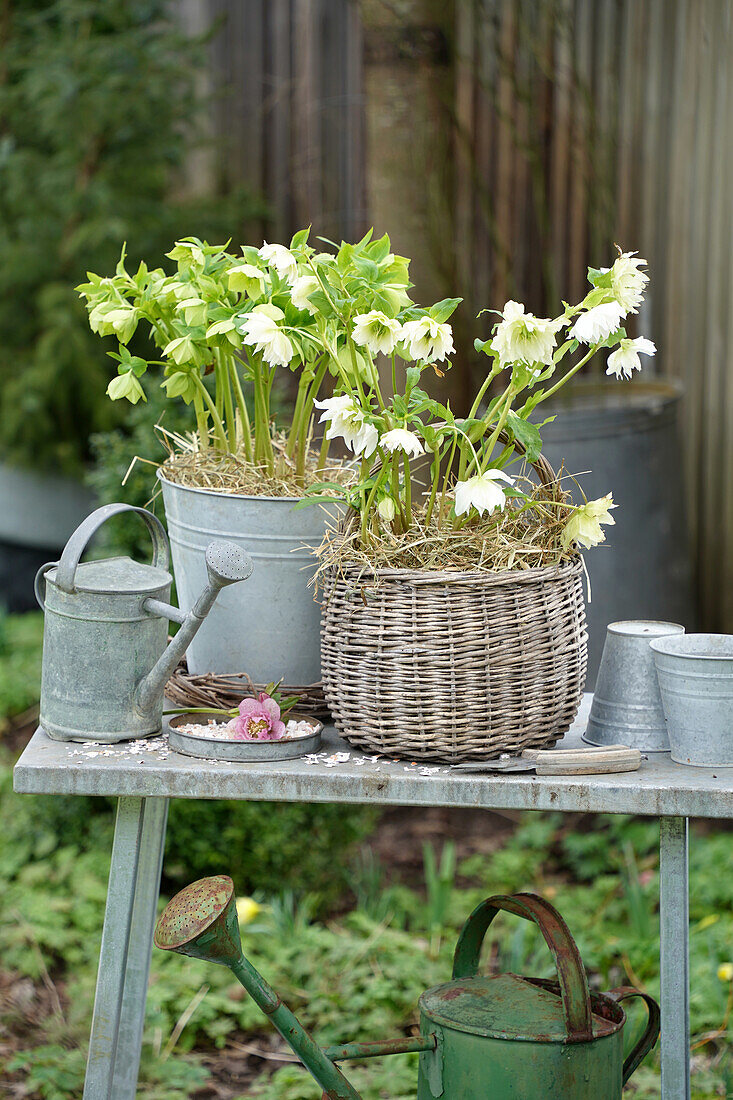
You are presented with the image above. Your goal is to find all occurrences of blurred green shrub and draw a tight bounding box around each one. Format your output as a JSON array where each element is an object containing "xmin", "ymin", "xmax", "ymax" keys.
[
  {"xmin": 0, "ymin": 611, "xmax": 43, "ymax": 719},
  {"xmin": 0, "ymin": 0, "xmax": 260, "ymax": 477}
]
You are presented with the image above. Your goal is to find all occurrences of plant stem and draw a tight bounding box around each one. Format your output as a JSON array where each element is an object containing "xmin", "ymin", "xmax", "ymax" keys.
[
  {"xmin": 229, "ymin": 359, "xmax": 253, "ymax": 463},
  {"xmin": 361, "ymin": 462, "xmax": 390, "ymax": 542},
  {"xmin": 193, "ymin": 389, "xmax": 209, "ymax": 452},
  {"xmin": 534, "ymin": 344, "xmax": 598, "ymax": 404},
  {"xmin": 424, "ymin": 447, "xmax": 443, "ymax": 525},
  {"xmin": 478, "ymin": 384, "xmax": 516, "ymax": 470},
  {"xmin": 391, "ymin": 460, "xmax": 405, "ymax": 532},
  {"xmin": 438, "ymin": 435, "xmax": 457, "ymax": 526},
  {"xmin": 192, "ymin": 374, "xmax": 228, "ymax": 452},
  {"xmin": 218, "ymin": 351, "xmax": 237, "ymax": 452},
  {"xmin": 286, "ymin": 376, "xmax": 309, "ymax": 458},
  {"xmin": 404, "ymin": 454, "xmax": 412, "ymax": 527},
  {"xmin": 467, "ymin": 362, "xmax": 501, "ymax": 420},
  {"xmin": 316, "ymin": 429, "xmax": 331, "ymax": 475}
]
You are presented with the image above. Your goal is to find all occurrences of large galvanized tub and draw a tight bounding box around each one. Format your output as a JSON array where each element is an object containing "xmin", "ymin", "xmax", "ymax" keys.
[
  {"xmin": 158, "ymin": 473, "xmax": 334, "ymax": 683},
  {"xmin": 538, "ymin": 379, "xmax": 694, "ymax": 685}
]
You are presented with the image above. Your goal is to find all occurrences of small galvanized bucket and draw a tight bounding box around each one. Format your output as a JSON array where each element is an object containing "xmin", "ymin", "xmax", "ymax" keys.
[
  {"xmin": 650, "ymin": 633, "xmax": 733, "ymax": 766},
  {"xmin": 584, "ymin": 620, "xmax": 685, "ymax": 752}
]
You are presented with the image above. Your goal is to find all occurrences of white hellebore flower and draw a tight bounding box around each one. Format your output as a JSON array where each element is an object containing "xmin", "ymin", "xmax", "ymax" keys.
[
  {"xmin": 561, "ymin": 493, "xmax": 616, "ymax": 551},
  {"xmin": 290, "ymin": 275, "xmax": 320, "ymax": 313},
  {"xmin": 380, "ymin": 428, "xmax": 424, "ymax": 459},
  {"xmin": 400, "ymin": 316, "xmax": 454, "ymax": 362},
  {"xmin": 570, "ymin": 302, "xmax": 625, "ymax": 345},
  {"xmin": 352, "ymin": 310, "xmax": 402, "ymax": 355},
  {"xmin": 258, "ymin": 242, "xmax": 298, "ymax": 283},
  {"xmin": 240, "ymin": 306, "xmax": 293, "ymax": 368},
  {"xmin": 603, "ymin": 251, "xmax": 649, "ymax": 315},
  {"xmin": 314, "ymin": 395, "xmax": 378, "ymax": 458},
  {"xmin": 493, "ymin": 301, "xmax": 563, "ymax": 369},
  {"xmin": 606, "ymin": 337, "xmax": 656, "ymax": 380},
  {"xmin": 454, "ymin": 470, "xmax": 515, "ymax": 517}
]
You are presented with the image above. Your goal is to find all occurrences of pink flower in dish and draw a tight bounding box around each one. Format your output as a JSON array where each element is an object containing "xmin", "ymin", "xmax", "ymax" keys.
[{"xmin": 226, "ymin": 693, "xmax": 286, "ymax": 741}]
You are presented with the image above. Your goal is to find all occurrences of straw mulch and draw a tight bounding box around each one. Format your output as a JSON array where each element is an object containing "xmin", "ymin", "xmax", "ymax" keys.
[
  {"xmin": 314, "ymin": 477, "xmax": 577, "ymax": 586},
  {"xmin": 157, "ymin": 431, "xmax": 355, "ymax": 499}
]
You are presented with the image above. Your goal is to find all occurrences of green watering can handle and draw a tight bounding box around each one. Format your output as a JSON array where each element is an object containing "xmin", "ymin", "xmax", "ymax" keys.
[
  {"xmin": 53, "ymin": 503, "xmax": 170, "ymax": 594},
  {"xmin": 606, "ymin": 987, "xmax": 661, "ymax": 1084},
  {"xmin": 452, "ymin": 892, "xmax": 594, "ymax": 1042}
]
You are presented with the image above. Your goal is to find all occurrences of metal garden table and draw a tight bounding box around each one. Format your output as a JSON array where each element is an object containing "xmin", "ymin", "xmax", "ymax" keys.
[{"xmin": 14, "ymin": 694, "xmax": 728, "ymax": 1100}]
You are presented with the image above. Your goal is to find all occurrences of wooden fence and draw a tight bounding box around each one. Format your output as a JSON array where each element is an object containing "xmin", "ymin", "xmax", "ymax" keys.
[
  {"xmin": 454, "ymin": 0, "xmax": 733, "ymax": 632},
  {"xmin": 184, "ymin": 0, "xmax": 733, "ymax": 631},
  {"xmin": 181, "ymin": 0, "xmax": 366, "ymax": 244}
]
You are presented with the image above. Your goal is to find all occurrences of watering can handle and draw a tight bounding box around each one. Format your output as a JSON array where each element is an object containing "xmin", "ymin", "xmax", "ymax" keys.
[
  {"xmin": 452, "ymin": 892, "xmax": 594, "ymax": 1042},
  {"xmin": 53, "ymin": 503, "xmax": 170, "ymax": 594},
  {"xmin": 606, "ymin": 987, "xmax": 661, "ymax": 1084}
]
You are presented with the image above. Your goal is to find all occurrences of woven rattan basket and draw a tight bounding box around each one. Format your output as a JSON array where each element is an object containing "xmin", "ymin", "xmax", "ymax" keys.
[{"xmin": 320, "ymin": 444, "xmax": 587, "ymax": 763}]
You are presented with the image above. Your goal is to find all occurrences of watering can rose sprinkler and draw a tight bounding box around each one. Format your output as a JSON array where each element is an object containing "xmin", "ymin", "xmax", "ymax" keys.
[
  {"xmin": 35, "ymin": 503, "xmax": 253, "ymax": 743},
  {"xmin": 155, "ymin": 876, "xmax": 660, "ymax": 1100}
]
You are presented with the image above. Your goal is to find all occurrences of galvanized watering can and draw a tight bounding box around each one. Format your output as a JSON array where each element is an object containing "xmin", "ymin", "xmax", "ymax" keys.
[
  {"xmin": 155, "ymin": 876, "xmax": 660, "ymax": 1099},
  {"xmin": 35, "ymin": 503, "xmax": 253, "ymax": 742}
]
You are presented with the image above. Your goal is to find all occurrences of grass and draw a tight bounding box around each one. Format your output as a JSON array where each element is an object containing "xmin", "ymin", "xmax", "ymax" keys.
[{"xmin": 0, "ymin": 612, "xmax": 732, "ymax": 1098}]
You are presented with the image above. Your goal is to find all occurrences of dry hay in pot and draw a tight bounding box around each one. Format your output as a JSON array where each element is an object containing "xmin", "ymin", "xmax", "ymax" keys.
[
  {"xmin": 157, "ymin": 428, "xmax": 356, "ymax": 499},
  {"xmin": 313, "ymin": 475, "xmax": 578, "ymax": 589}
]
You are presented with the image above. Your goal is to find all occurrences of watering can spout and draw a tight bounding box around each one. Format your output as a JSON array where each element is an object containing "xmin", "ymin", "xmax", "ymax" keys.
[
  {"xmin": 135, "ymin": 541, "xmax": 253, "ymax": 719},
  {"xmin": 155, "ymin": 877, "xmax": 366, "ymax": 1100}
]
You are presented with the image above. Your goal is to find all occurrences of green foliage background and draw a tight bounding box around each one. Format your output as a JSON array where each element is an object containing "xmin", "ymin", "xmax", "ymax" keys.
[{"xmin": 0, "ymin": 0, "xmax": 259, "ymax": 476}]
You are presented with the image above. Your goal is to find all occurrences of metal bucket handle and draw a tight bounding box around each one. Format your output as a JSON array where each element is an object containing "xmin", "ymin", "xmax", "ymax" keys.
[
  {"xmin": 606, "ymin": 986, "xmax": 661, "ymax": 1084},
  {"xmin": 36, "ymin": 504, "xmax": 170, "ymax": 604},
  {"xmin": 452, "ymin": 892, "xmax": 594, "ymax": 1042}
]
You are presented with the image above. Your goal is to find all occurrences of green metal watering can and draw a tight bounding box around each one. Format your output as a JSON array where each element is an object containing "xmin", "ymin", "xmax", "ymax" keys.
[
  {"xmin": 154, "ymin": 876, "xmax": 660, "ymax": 1099},
  {"xmin": 35, "ymin": 503, "xmax": 253, "ymax": 743}
]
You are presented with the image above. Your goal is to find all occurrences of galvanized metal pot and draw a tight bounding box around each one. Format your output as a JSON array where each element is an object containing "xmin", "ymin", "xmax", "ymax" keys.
[
  {"xmin": 650, "ymin": 633, "xmax": 733, "ymax": 766},
  {"xmin": 584, "ymin": 620, "xmax": 685, "ymax": 752},
  {"xmin": 158, "ymin": 473, "xmax": 335, "ymax": 684},
  {"xmin": 155, "ymin": 879, "xmax": 659, "ymax": 1100}
]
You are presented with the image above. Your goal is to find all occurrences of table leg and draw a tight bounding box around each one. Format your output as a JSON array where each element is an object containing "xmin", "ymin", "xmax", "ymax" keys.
[
  {"xmin": 659, "ymin": 816, "xmax": 690, "ymax": 1100},
  {"xmin": 83, "ymin": 796, "xmax": 169, "ymax": 1100}
]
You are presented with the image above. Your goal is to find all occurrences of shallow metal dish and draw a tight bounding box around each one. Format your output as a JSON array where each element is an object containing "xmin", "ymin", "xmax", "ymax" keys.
[{"xmin": 167, "ymin": 712, "xmax": 323, "ymax": 762}]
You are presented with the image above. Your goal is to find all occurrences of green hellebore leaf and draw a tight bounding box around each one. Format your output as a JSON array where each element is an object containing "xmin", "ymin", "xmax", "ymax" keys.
[
  {"xmin": 429, "ymin": 297, "xmax": 462, "ymax": 323},
  {"xmin": 505, "ymin": 410, "xmax": 543, "ymax": 462},
  {"xmin": 368, "ymin": 233, "xmax": 391, "ymax": 263},
  {"xmin": 336, "ymin": 242, "xmax": 354, "ymax": 272},
  {"xmin": 587, "ymin": 265, "xmax": 613, "ymax": 289},
  {"xmin": 206, "ymin": 319, "xmax": 237, "ymax": 338},
  {"xmin": 290, "ymin": 227, "xmax": 311, "ymax": 250},
  {"xmin": 112, "ymin": 347, "xmax": 148, "ymax": 378},
  {"xmin": 107, "ymin": 373, "xmax": 146, "ymax": 404},
  {"xmin": 582, "ymin": 286, "xmax": 616, "ymax": 310},
  {"xmin": 405, "ymin": 366, "xmax": 421, "ymax": 393},
  {"xmin": 474, "ymin": 337, "xmax": 496, "ymax": 356}
]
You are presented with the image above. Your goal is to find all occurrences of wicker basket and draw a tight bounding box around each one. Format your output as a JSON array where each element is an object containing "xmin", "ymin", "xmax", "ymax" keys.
[{"xmin": 320, "ymin": 444, "xmax": 587, "ymax": 762}]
